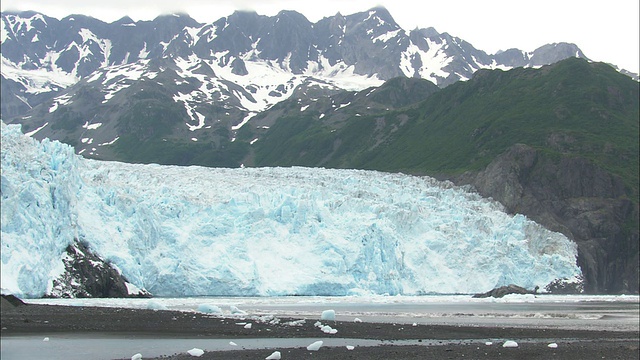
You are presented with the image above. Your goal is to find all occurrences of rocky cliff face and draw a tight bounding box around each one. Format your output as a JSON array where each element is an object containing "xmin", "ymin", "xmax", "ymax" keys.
[
  {"xmin": 47, "ymin": 240, "xmax": 151, "ymax": 298},
  {"xmin": 457, "ymin": 144, "xmax": 639, "ymax": 294}
]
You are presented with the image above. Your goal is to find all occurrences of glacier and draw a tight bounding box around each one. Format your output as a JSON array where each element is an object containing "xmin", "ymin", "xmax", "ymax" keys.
[{"xmin": 0, "ymin": 121, "xmax": 581, "ymax": 298}]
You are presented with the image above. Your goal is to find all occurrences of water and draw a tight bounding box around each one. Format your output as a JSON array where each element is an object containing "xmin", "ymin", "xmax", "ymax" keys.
[
  {"xmin": 24, "ymin": 294, "xmax": 640, "ymax": 331},
  {"xmin": 2, "ymin": 295, "xmax": 638, "ymax": 359},
  {"xmin": 0, "ymin": 336, "xmax": 383, "ymax": 360}
]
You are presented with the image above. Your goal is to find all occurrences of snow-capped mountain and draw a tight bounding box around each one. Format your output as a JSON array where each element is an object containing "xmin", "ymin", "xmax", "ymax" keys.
[
  {"xmin": 0, "ymin": 7, "xmax": 592, "ymax": 92},
  {"xmin": 1, "ymin": 121, "xmax": 582, "ymax": 298},
  {"xmin": 0, "ymin": 7, "xmax": 598, "ymax": 160}
]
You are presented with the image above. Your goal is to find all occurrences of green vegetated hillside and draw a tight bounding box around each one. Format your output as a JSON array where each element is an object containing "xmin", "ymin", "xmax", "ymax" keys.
[
  {"xmin": 252, "ymin": 76, "xmax": 440, "ymax": 167},
  {"xmin": 256, "ymin": 58, "xmax": 639, "ymax": 201}
]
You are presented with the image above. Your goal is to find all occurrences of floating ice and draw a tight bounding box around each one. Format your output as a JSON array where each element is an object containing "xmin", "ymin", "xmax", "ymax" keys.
[
  {"xmin": 307, "ymin": 340, "xmax": 323, "ymax": 351},
  {"xmin": 265, "ymin": 350, "xmax": 281, "ymax": 359},
  {"xmin": 0, "ymin": 122, "xmax": 582, "ymax": 298},
  {"xmin": 321, "ymin": 309, "xmax": 336, "ymax": 321},
  {"xmin": 43, "ymin": 337, "xmax": 49, "ymax": 342},
  {"xmin": 197, "ymin": 304, "xmax": 222, "ymax": 314},
  {"xmin": 146, "ymin": 301, "xmax": 168, "ymax": 311},
  {"xmin": 229, "ymin": 341, "xmax": 238, "ymax": 346},
  {"xmin": 230, "ymin": 306, "xmax": 247, "ymax": 315},
  {"xmin": 187, "ymin": 348, "xmax": 204, "ymax": 357},
  {"xmin": 131, "ymin": 354, "xmax": 142, "ymax": 360}
]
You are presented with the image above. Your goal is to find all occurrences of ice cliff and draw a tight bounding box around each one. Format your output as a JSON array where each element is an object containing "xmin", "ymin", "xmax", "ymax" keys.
[{"xmin": 1, "ymin": 122, "xmax": 582, "ymax": 297}]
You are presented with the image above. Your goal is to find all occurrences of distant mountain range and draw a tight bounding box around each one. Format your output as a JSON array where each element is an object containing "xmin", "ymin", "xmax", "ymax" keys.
[{"xmin": 1, "ymin": 7, "xmax": 638, "ymax": 294}]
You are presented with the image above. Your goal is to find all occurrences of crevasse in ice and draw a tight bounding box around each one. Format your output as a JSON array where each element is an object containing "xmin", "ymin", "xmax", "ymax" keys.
[{"xmin": 1, "ymin": 121, "xmax": 581, "ymax": 297}]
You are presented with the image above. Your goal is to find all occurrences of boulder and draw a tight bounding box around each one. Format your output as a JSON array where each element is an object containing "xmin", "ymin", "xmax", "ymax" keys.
[{"xmin": 473, "ymin": 284, "xmax": 537, "ymax": 298}]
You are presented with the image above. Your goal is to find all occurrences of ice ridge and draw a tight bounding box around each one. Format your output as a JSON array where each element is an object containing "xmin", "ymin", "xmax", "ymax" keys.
[{"xmin": 0, "ymin": 121, "xmax": 581, "ymax": 297}]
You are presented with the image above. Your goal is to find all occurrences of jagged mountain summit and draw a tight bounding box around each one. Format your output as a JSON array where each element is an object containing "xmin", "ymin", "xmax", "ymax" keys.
[
  {"xmin": 1, "ymin": 7, "xmax": 598, "ymax": 161},
  {"xmin": 2, "ymin": 8, "xmax": 591, "ymax": 122}
]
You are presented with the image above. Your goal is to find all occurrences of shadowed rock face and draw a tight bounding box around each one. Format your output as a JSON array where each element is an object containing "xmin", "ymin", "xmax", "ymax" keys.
[{"xmin": 457, "ymin": 144, "xmax": 639, "ymax": 294}]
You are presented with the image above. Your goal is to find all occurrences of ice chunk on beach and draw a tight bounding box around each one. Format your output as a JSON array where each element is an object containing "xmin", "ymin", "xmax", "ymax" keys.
[
  {"xmin": 197, "ymin": 304, "xmax": 222, "ymax": 314},
  {"xmin": 307, "ymin": 340, "xmax": 324, "ymax": 351},
  {"xmin": 187, "ymin": 348, "xmax": 204, "ymax": 357},
  {"xmin": 321, "ymin": 325, "xmax": 338, "ymax": 334},
  {"xmin": 265, "ymin": 351, "xmax": 281, "ymax": 359},
  {"xmin": 321, "ymin": 309, "xmax": 336, "ymax": 321},
  {"xmin": 346, "ymin": 345, "xmax": 355, "ymax": 350},
  {"xmin": 502, "ymin": 340, "xmax": 518, "ymax": 348},
  {"xmin": 244, "ymin": 323, "xmax": 252, "ymax": 329},
  {"xmin": 354, "ymin": 318, "xmax": 363, "ymax": 323},
  {"xmin": 131, "ymin": 354, "xmax": 142, "ymax": 360},
  {"xmin": 548, "ymin": 343, "xmax": 558, "ymax": 348}
]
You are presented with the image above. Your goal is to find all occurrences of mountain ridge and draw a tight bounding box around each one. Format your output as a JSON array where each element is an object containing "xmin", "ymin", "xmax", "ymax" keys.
[{"xmin": 2, "ymin": 7, "xmax": 617, "ymax": 122}]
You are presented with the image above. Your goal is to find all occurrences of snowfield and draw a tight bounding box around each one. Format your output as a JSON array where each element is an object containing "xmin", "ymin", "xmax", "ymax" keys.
[{"xmin": 1, "ymin": 121, "xmax": 581, "ymax": 298}]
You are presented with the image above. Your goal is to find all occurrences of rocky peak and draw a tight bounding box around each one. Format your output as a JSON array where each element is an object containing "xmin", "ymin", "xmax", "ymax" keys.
[{"xmin": 529, "ymin": 42, "xmax": 585, "ymax": 67}]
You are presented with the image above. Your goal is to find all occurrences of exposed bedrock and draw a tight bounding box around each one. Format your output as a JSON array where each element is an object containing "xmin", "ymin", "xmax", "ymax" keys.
[{"xmin": 456, "ymin": 144, "xmax": 639, "ymax": 294}]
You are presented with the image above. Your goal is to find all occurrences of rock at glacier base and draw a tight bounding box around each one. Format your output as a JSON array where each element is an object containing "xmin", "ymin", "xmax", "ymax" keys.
[
  {"xmin": 46, "ymin": 240, "xmax": 151, "ymax": 298},
  {"xmin": 473, "ymin": 284, "xmax": 537, "ymax": 298}
]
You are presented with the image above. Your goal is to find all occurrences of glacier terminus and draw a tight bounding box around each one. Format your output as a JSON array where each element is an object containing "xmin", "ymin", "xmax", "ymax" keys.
[{"xmin": 1, "ymin": 121, "xmax": 581, "ymax": 298}]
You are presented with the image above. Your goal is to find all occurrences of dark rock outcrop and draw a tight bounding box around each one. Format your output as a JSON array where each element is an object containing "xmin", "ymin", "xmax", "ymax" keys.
[
  {"xmin": 1, "ymin": 294, "xmax": 26, "ymax": 307},
  {"xmin": 545, "ymin": 276, "xmax": 585, "ymax": 294},
  {"xmin": 47, "ymin": 240, "xmax": 151, "ymax": 298},
  {"xmin": 457, "ymin": 144, "xmax": 639, "ymax": 294},
  {"xmin": 473, "ymin": 284, "xmax": 537, "ymax": 298}
]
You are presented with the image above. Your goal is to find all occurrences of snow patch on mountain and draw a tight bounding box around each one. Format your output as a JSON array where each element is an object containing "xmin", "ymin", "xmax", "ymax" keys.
[
  {"xmin": 401, "ymin": 39, "xmax": 454, "ymax": 83},
  {"xmin": 1, "ymin": 122, "xmax": 581, "ymax": 298},
  {"xmin": 1, "ymin": 56, "xmax": 78, "ymax": 95}
]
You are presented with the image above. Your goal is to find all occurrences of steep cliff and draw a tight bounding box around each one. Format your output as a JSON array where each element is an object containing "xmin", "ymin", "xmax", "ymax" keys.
[{"xmin": 457, "ymin": 144, "xmax": 638, "ymax": 293}]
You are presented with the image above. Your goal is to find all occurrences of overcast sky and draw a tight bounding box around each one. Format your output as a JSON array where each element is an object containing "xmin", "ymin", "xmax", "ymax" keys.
[{"xmin": 2, "ymin": 0, "xmax": 638, "ymax": 73}]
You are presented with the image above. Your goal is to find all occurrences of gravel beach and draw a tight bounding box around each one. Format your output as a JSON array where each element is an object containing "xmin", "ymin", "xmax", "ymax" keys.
[{"xmin": 1, "ymin": 301, "xmax": 638, "ymax": 360}]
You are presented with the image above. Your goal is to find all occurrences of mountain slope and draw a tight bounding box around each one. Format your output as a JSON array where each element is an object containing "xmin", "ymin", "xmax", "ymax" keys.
[{"xmin": 2, "ymin": 7, "xmax": 598, "ymax": 131}]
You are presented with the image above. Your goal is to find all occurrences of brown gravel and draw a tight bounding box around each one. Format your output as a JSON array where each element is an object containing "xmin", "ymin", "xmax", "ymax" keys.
[{"xmin": 1, "ymin": 302, "xmax": 638, "ymax": 359}]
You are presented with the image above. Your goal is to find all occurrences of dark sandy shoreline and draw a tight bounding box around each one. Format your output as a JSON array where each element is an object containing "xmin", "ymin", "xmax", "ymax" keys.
[{"xmin": 2, "ymin": 302, "xmax": 638, "ymax": 359}]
